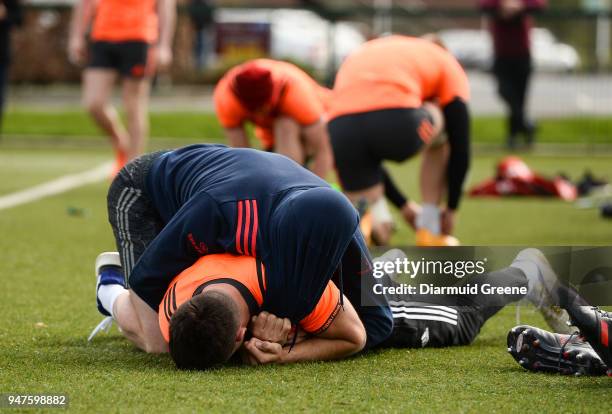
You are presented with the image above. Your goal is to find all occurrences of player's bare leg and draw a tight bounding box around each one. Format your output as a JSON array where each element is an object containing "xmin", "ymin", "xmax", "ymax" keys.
[
  {"xmin": 82, "ymin": 69, "xmax": 129, "ymax": 171},
  {"xmin": 274, "ymin": 116, "xmax": 305, "ymax": 165},
  {"xmin": 415, "ymin": 103, "xmax": 458, "ymax": 245},
  {"xmin": 122, "ymin": 77, "xmax": 151, "ymax": 162}
]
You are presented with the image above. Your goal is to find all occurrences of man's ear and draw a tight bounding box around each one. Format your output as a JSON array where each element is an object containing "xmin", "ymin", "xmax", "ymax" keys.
[{"xmin": 236, "ymin": 326, "xmax": 247, "ymax": 344}]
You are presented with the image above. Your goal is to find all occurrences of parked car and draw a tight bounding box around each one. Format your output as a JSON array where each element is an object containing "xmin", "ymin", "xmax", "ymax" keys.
[{"xmin": 439, "ymin": 28, "xmax": 581, "ymax": 72}]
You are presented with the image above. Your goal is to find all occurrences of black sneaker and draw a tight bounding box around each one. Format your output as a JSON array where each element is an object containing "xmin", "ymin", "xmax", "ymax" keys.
[
  {"xmin": 563, "ymin": 305, "xmax": 612, "ymax": 375},
  {"xmin": 507, "ymin": 325, "xmax": 608, "ymax": 376}
]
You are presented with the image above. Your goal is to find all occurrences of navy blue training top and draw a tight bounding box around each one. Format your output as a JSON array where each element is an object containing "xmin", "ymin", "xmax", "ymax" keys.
[{"xmin": 131, "ymin": 144, "xmax": 360, "ymax": 322}]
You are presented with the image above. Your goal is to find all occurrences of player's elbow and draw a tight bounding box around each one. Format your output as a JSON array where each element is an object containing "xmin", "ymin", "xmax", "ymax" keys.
[{"xmin": 143, "ymin": 340, "xmax": 168, "ymax": 354}]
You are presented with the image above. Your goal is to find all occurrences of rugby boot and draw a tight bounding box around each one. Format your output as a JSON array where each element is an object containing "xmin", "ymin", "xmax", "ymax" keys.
[
  {"xmin": 507, "ymin": 325, "xmax": 607, "ymax": 376},
  {"xmin": 562, "ymin": 303, "xmax": 612, "ymax": 376}
]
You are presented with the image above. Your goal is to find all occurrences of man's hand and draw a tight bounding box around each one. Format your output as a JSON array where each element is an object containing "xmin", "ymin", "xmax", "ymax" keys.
[
  {"xmin": 157, "ymin": 45, "xmax": 173, "ymax": 72},
  {"xmin": 441, "ymin": 209, "xmax": 456, "ymax": 235},
  {"xmin": 401, "ymin": 200, "xmax": 421, "ymax": 230},
  {"xmin": 249, "ymin": 311, "xmax": 292, "ymax": 346},
  {"xmin": 68, "ymin": 36, "xmax": 87, "ymax": 66},
  {"xmin": 241, "ymin": 339, "xmax": 283, "ymax": 366}
]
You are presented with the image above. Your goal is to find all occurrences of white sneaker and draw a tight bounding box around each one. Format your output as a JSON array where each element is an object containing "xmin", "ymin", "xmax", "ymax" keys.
[
  {"xmin": 512, "ymin": 248, "xmax": 575, "ymax": 334},
  {"xmin": 89, "ymin": 252, "xmax": 122, "ymax": 341}
]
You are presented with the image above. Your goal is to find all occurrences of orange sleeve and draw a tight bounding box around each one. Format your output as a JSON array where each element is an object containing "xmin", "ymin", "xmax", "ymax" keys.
[
  {"xmin": 214, "ymin": 77, "xmax": 248, "ymax": 129},
  {"xmin": 299, "ymin": 281, "xmax": 341, "ymax": 334},
  {"xmin": 279, "ymin": 75, "xmax": 325, "ymax": 126},
  {"xmin": 438, "ymin": 54, "xmax": 470, "ymax": 106}
]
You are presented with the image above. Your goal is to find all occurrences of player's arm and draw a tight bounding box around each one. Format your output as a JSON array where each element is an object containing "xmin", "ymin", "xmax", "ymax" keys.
[
  {"xmin": 112, "ymin": 290, "xmax": 168, "ymax": 353},
  {"xmin": 242, "ymin": 296, "xmax": 366, "ymax": 365},
  {"xmin": 157, "ymin": 0, "xmax": 177, "ymax": 70},
  {"xmin": 381, "ymin": 167, "xmax": 420, "ymax": 229},
  {"xmin": 283, "ymin": 77, "xmax": 333, "ymax": 179},
  {"xmin": 225, "ymin": 127, "xmax": 250, "ymax": 148},
  {"xmin": 441, "ymin": 98, "xmax": 471, "ymax": 234},
  {"xmin": 68, "ymin": 0, "xmax": 96, "ymax": 65},
  {"xmin": 302, "ymin": 119, "xmax": 334, "ymax": 179}
]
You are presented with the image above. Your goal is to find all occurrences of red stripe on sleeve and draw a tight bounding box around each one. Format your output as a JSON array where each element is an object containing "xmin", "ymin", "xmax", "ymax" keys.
[
  {"xmin": 244, "ymin": 200, "xmax": 252, "ymax": 256},
  {"xmin": 236, "ymin": 201, "xmax": 244, "ymax": 254},
  {"xmin": 251, "ymin": 199, "xmax": 258, "ymax": 256},
  {"xmin": 601, "ymin": 320, "xmax": 609, "ymax": 347}
]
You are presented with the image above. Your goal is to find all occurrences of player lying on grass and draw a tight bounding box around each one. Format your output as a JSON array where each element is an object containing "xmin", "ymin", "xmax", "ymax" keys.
[
  {"xmin": 214, "ymin": 59, "xmax": 334, "ymax": 179},
  {"xmin": 93, "ymin": 144, "xmax": 392, "ymax": 356},
  {"xmin": 92, "ymin": 252, "xmax": 367, "ymax": 367},
  {"xmin": 328, "ymin": 35, "xmax": 471, "ymax": 246},
  {"xmin": 91, "ymin": 246, "xmax": 575, "ymax": 370}
]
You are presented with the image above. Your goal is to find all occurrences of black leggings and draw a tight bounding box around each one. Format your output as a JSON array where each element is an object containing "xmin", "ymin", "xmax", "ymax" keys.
[{"xmin": 381, "ymin": 267, "xmax": 528, "ymax": 348}]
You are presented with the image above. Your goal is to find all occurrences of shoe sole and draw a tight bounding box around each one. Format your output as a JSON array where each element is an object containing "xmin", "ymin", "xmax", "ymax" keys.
[
  {"xmin": 95, "ymin": 252, "xmax": 121, "ymax": 276},
  {"xmin": 507, "ymin": 326, "xmax": 607, "ymax": 376}
]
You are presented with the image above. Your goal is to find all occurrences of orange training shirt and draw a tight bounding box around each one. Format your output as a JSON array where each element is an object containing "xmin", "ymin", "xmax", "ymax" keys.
[
  {"xmin": 91, "ymin": 0, "xmax": 159, "ymax": 43},
  {"xmin": 158, "ymin": 254, "xmax": 341, "ymax": 342},
  {"xmin": 328, "ymin": 36, "xmax": 470, "ymax": 120},
  {"xmin": 214, "ymin": 59, "xmax": 328, "ymax": 148}
]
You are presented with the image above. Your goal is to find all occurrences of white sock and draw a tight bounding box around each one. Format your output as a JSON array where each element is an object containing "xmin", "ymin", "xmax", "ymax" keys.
[
  {"xmin": 416, "ymin": 203, "xmax": 441, "ymax": 235},
  {"xmin": 98, "ymin": 284, "xmax": 127, "ymax": 319},
  {"xmin": 510, "ymin": 260, "xmax": 539, "ymax": 294}
]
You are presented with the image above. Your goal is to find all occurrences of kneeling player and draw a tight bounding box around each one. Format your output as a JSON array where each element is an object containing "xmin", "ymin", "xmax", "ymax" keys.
[
  {"xmin": 328, "ymin": 36, "xmax": 471, "ymax": 246},
  {"xmin": 93, "ymin": 144, "xmax": 393, "ymax": 357}
]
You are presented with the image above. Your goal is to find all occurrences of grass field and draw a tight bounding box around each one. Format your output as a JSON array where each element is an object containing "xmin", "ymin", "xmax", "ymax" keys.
[{"xmin": 1, "ymin": 112, "xmax": 611, "ymax": 412}]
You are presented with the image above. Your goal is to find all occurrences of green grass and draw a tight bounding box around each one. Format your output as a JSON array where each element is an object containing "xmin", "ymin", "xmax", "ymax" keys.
[
  {"xmin": 1, "ymin": 125, "xmax": 612, "ymax": 411},
  {"xmin": 4, "ymin": 109, "xmax": 612, "ymax": 145}
]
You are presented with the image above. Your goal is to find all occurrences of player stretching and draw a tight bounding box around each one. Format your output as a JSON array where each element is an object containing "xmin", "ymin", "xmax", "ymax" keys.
[
  {"xmin": 214, "ymin": 59, "xmax": 334, "ymax": 179},
  {"xmin": 90, "ymin": 144, "xmax": 393, "ymax": 360},
  {"xmin": 328, "ymin": 36, "xmax": 471, "ymax": 246},
  {"xmin": 68, "ymin": 0, "xmax": 176, "ymax": 175}
]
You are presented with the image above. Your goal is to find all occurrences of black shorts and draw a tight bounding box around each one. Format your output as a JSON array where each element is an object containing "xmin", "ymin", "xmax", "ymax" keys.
[
  {"xmin": 107, "ymin": 151, "xmax": 168, "ymax": 286},
  {"xmin": 88, "ymin": 41, "xmax": 154, "ymax": 78},
  {"xmin": 329, "ymin": 108, "xmax": 433, "ymax": 192}
]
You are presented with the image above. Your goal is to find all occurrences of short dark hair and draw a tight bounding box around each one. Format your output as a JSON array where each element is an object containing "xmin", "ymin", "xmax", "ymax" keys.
[{"xmin": 169, "ymin": 291, "xmax": 240, "ymax": 370}]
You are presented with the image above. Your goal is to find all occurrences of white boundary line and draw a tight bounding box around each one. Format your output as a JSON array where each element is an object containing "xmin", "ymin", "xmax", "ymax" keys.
[{"xmin": 0, "ymin": 161, "xmax": 113, "ymax": 211}]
